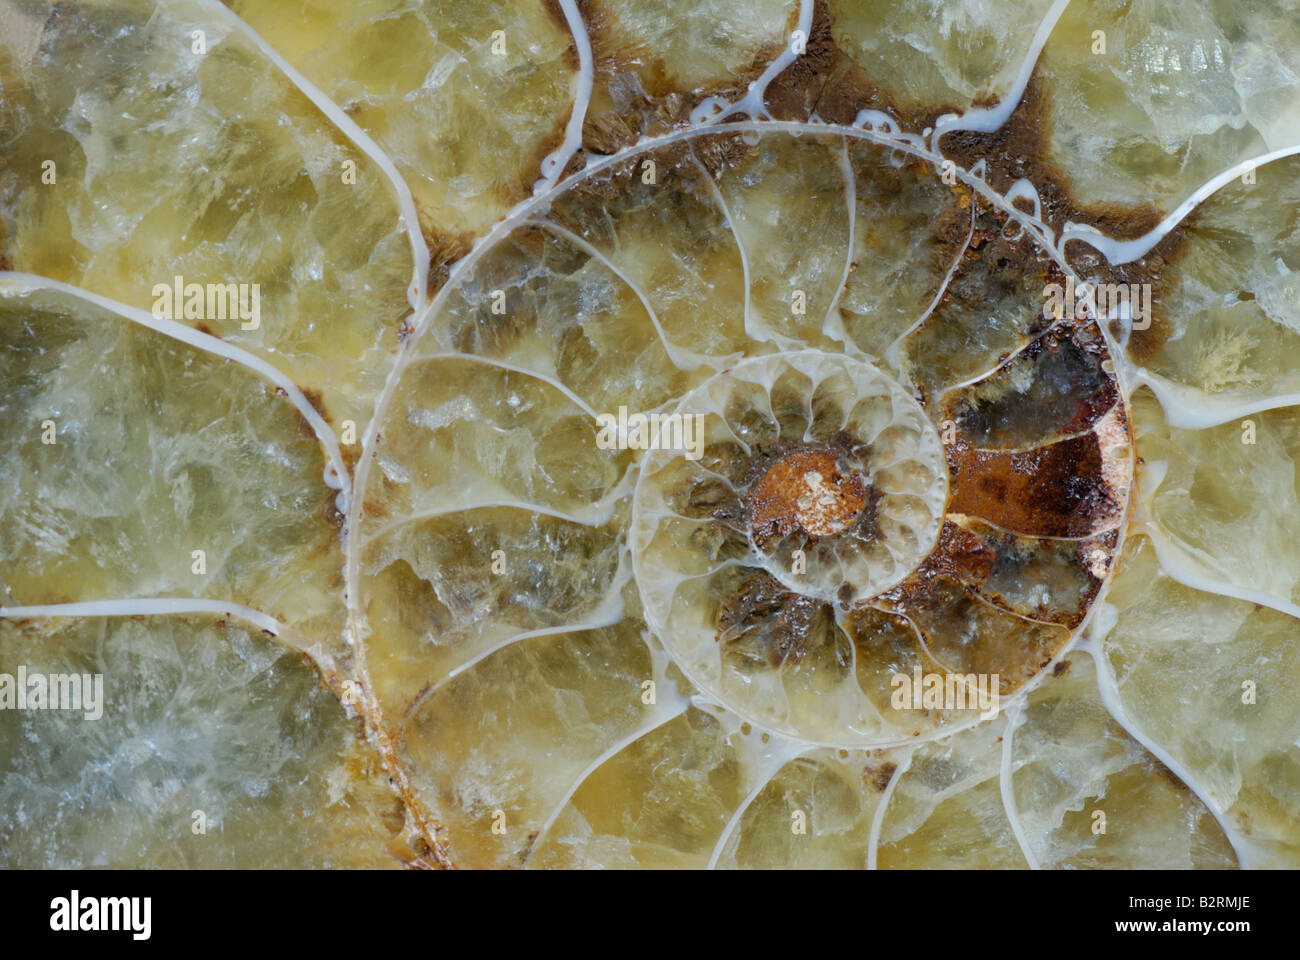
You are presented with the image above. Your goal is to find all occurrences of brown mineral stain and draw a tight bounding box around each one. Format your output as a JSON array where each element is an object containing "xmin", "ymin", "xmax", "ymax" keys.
[
  {"xmin": 287, "ymin": 401, "xmax": 317, "ymax": 443},
  {"xmin": 920, "ymin": 521, "xmax": 997, "ymax": 583},
  {"xmin": 716, "ymin": 570, "xmax": 833, "ymax": 668},
  {"xmin": 318, "ymin": 494, "xmax": 345, "ymax": 530},
  {"xmin": 935, "ymin": 74, "xmax": 1186, "ymax": 364},
  {"xmin": 422, "ymin": 226, "xmax": 473, "ymax": 296},
  {"xmin": 762, "ymin": 0, "xmax": 837, "ymax": 121},
  {"xmin": 540, "ymin": 0, "xmax": 586, "ymax": 71},
  {"xmin": 865, "ymin": 761, "xmax": 898, "ymax": 792},
  {"xmin": 1151, "ymin": 758, "xmax": 1192, "ymax": 793},
  {"xmin": 299, "ymin": 385, "xmax": 330, "ymax": 424},
  {"xmin": 748, "ymin": 448, "xmax": 868, "ymax": 541},
  {"xmin": 904, "ymin": 521, "xmax": 1101, "ymax": 629},
  {"xmin": 582, "ymin": 110, "xmax": 639, "ymax": 155},
  {"xmin": 942, "ymin": 326, "xmax": 1120, "ymax": 446},
  {"xmin": 945, "ymin": 433, "xmax": 1122, "ymax": 538}
]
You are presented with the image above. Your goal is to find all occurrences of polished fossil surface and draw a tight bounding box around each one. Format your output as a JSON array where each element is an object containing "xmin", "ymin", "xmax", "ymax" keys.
[{"xmin": 1, "ymin": 0, "xmax": 1298, "ymax": 869}]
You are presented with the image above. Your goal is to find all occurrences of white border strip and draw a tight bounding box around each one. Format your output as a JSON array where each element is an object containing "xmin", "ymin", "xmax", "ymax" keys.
[
  {"xmin": 0, "ymin": 597, "xmax": 286, "ymax": 636},
  {"xmin": 535, "ymin": 0, "xmax": 595, "ymax": 194},
  {"xmin": 691, "ymin": 0, "xmax": 816, "ymax": 124},
  {"xmin": 867, "ymin": 749, "xmax": 912, "ymax": 869}
]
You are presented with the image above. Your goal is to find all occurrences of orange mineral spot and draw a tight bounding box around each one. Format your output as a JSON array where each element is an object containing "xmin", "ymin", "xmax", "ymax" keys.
[{"xmin": 747, "ymin": 449, "xmax": 868, "ymax": 540}]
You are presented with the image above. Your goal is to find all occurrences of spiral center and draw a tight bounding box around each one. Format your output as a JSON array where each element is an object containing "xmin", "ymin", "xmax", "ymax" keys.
[
  {"xmin": 630, "ymin": 351, "xmax": 952, "ymax": 743},
  {"xmin": 749, "ymin": 449, "xmax": 869, "ymax": 540}
]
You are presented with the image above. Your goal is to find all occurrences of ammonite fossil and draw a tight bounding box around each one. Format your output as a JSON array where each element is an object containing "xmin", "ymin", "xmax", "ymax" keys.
[{"xmin": 1, "ymin": 0, "xmax": 1298, "ymax": 871}]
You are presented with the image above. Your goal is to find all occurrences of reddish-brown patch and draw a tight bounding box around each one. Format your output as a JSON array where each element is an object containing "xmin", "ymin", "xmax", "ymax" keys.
[
  {"xmin": 761, "ymin": 0, "xmax": 945, "ymax": 129},
  {"xmin": 287, "ymin": 403, "xmax": 317, "ymax": 442},
  {"xmin": 582, "ymin": 110, "xmax": 639, "ymax": 155},
  {"xmin": 945, "ymin": 433, "xmax": 1122, "ymax": 538},
  {"xmin": 318, "ymin": 494, "xmax": 345, "ymax": 530},
  {"xmin": 901, "ymin": 520, "xmax": 1104, "ymax": 628},
  {"xmin": 340, "ymin": 439, "xmax": 362, "ymax": 474},
  {"xmin": 1151, "ymin": 758, "xmax": 1192, "ymax": 793},
  {"xmin": 920, "ymin": 521, "xmax": 997, "ymax": 582},
  {"xmin": 761, "ymin": 0, "xmax": 837, "ymax": 120},
  {"xmin": 942, "ymin": 325, "xmax": 1120, "ymax": 445},
  {"xmin": 299, "ymin": 385, "xmax": 330, "ymax": 424},
  {"xmin": 747, "ymin": 448, "xmax": 867, "ymax": 541},
  {"xmin": 1061, "ymin": 390, "xmax": 1119, "ymax": 439},
  {"xmin": 864, "ymin": 761, "xmax": 898, "ymax": 792}
]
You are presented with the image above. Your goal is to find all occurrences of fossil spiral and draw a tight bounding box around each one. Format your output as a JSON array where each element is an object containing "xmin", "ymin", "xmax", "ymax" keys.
[{"xmin": 1, "ymin": 0, "xmax": 1298, "ymax": 870}]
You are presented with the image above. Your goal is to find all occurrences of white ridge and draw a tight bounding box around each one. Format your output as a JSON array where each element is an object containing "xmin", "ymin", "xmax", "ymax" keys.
[
  {"xmin": 1133, "ymin": 365, "xmax": 1300, "ymax": 430},
  {"xmin": 1058, "ymin": 144, "xmax": 1300, "ymax": 265},
  {"xmin": 1091, "ymin": 634, "xmax": 1258, "ymax": 868},
  {"xmin": 198, "ymin": 0, "xmax": 430, "ymax": 314},
  {"xmin": 0, "ymin": 273, "xmax": 351, "ymax": 510},
  {"xmin": 931, "ymin": 0, "xmax": 1072, "ymax": 145},
  {"xmin": 418, "ymin": 350, "xmax": 604, "ymax": 421},
  {"xmin": 690, "ymin": 0, "xmax": 816, "ymax": 125},
  {"xmin": 1141, "ymin": 527, "xmax": 1300, "ymax": 621},
  {"xmin": 707, "ymin": 739, "xmax": 810, "ymax": 869},
  {"xmin": 884, "ymin": 193, "xmax": 978, "ymax": 371},
  {"xmin": 867, "ymin": 749, "xmax": 912, "ymax": 869},
  {"xmin": 524, "ymin": 702, "xmax": 690, "ymax": 867},
  {"xmin": 405, "ymin": 607, "xmax": 629, "ymax": 720},
  {"xmin": 526, "ymin": 219, "xmax": 717, "ymax": 370},
  {"xmin": 535, "ymin": 0, "xmax": 595, "ymax": 195},
  {"xmin": 999, "ymin": 703, "xmax": 1041, "ymax": 869},
  {"xmin": 689, "ymin": 150, "xmax": 763, "ymax": 346},
  {"xmin": 822, "ymin": 140, "xmax": 861, "ymax": 352},
  {"xmin": 0, "ymin": 598, "xmax": 286, "ymax": 637},
  {"xmin": 360, "ymin": 495, "xmax": 626, "ymax": 549}
]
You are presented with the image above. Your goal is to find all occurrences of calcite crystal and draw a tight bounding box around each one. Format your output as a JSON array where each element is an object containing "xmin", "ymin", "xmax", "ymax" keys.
[{"xmin": 1, "ymin": 0, "xmax": 1298, "ymax": 870}]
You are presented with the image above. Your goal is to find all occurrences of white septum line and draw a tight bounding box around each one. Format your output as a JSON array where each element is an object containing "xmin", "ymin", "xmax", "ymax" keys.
[
  {"xmin": 931, "ymin": 0, "xmax": 1072, "ymax": 142},
  {"xmin": 822, "ymin": 140, "xmax": 861, "ymax": 353},
  {"xmin": 534, "ymin": 0, "xmax": 594, "ymax": 195},
  {"xmin": 707, "ymin": 742, "xmax": 810, "ymax": 869},
  {"xmin": 523, "ymin": 702, "xmax": 689, "ymax": 867},
  {"xmin": 1058, "ymin": 144, "xmax": 1300, "ymax": 266},
  {"xmin": 524, "ymin": 219, "xmax": 711, "ymax": 371},
  {"xmin": 360, "ymin": 497, "xmax": 620, "ymax": 550},
  {"xmin": 689, "ymin": 149, "xmax": 765, "ymax": 347},
  {"xmin": 1091, "ymin": 636, "xmax": 1257, "ymax": 868},
  {"xmin": 691, "ymin": 0, "xmax": 816, "ymax": 125},
  {"xmin": 1134, "ymin": 366, "xmax": 1300, "ymax": 430},
  {"xmin": 866, "ymin": 749, "xmax": 912, "ymax": 869},
  {"xmin": 0, "ymin": 272, "xmax": 350, "ymax": 506},
  {"xmin": 0, "ymin": 597, "xmax": 285, "ymax": 637},
  {"xmin": 999, "ymin": 703, "xmax": 1041, "ymax": 869},
  {"xmin": 1141, "ymin": 526, "xmax": 1300, "ymax": 621},
  {"xmin": 407, "ymin": 612, "xmax": 626, "ymax": 721},
  {"xmin": 921, "ymin": 0, "xmax": 1300, "ymax": 284},
  {"xmin": 198, "ymin": 0, "xmax": 430, "ymax": 314},
  {"xmin": 884, "ymin": 193, "xmax": 978, "ymax": 372}
]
